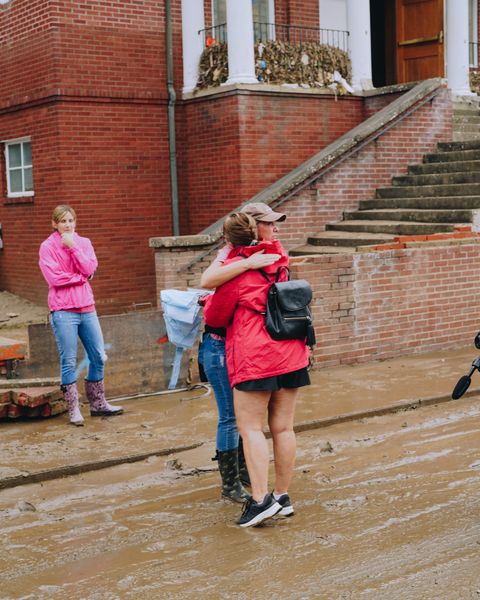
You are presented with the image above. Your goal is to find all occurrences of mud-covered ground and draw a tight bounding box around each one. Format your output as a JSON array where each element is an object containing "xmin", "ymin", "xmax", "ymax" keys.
[
  {"xmin": 0, "ymin": 291, "xmax": 47, "ymax": 342},
  {"xmin": 1, "ymin": 396, "xmax": 480, "ymax": 600}
]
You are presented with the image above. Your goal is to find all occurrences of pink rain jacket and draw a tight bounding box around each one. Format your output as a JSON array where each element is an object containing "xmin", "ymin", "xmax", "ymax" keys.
[
  {"xmin": 203, "ymin": 240, "xmax": 310, "ymax": 387},
  {"xmin": 39, "ymin": 231, "xmax": 98, "ymax": 312}
]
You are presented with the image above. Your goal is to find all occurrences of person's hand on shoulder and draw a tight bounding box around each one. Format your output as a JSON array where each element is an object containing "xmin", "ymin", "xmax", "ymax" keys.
[
  {"xmin": 61, "ymin": 232, "xmax": 75, "ymax": 248},
  {"xmin": 245, "ymin": 250, "xmax": 281, "ymax": 270}
]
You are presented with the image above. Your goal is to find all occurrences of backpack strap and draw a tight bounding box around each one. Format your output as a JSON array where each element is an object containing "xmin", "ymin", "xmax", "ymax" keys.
[
  {"xmin": 274, "ymin": 265, "xmax": 290, "ymax": 282},
  {"xmin": 258, "ymin": 268, "xmax": 272, "ymax": 282},
  {"xmin": 258, "ymin": 266, "xmax": 290, "ymax": 282}
]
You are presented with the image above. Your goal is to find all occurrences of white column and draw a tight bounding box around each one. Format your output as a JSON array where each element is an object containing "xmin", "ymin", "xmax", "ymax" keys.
[
  {"xmin": 346, "ymin": 0, "xmax": 373, "ymax": 91},
  {"xmin": 446, "ymin": 0, "xmax": 473, "ymax": 95},
  {"xmin": 181, "ymin": 0, "xmax": 205, "ymax": 94},
  {"xmin": 225, "ymin": 0, "xmax": 258, "ymax": 85}
]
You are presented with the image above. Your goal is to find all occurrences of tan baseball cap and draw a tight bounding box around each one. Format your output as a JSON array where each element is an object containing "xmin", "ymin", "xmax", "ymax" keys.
[{"xmin": 241, "ymin": 202, "xmax": 286, "ymax": 222}]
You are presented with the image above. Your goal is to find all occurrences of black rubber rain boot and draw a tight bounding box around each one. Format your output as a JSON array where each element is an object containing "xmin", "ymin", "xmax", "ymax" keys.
[
  {"xmin": 237, "ymin": 437, "xmax": 251, "ymax": 488},
  {"xmin": 217, "ymin": 449, "xmax": 251, "ymax": 504}
]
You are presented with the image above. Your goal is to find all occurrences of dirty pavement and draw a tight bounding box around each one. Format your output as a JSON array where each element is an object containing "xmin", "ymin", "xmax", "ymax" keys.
[{"xmin": 2, "ymin": 343, "xmax": 480, "ymax": 598}]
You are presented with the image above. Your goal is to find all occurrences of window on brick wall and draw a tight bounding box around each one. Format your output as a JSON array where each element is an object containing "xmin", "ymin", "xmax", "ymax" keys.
[
  {"xmin": 213, "ymin": 0, "xmax": 275, "ymax": 38},
  {"xmin": 3, "ymin": 138, "xmax": 34, "ymax": 198}
]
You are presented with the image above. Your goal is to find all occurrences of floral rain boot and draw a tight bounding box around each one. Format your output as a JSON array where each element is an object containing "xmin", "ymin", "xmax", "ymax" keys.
[
  {"xmin": 84, "ymin": 379, "xmax": 123, "ymax": 417},
  {"xmin": 61, "ymin": 382, "xmax": 84, "ymax": 426}
]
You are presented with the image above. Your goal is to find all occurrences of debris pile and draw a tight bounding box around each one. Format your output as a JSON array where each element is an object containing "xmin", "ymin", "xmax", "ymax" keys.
[
  {"xmin": 197, "ymin": 40, "xmax": 352, "ymax": 92},
  {"xmin": 0, "ymin": 386, "xmax": 66, "ymax": 420},
  {"xmin": 470, "ymin": 70, "xmax": 480, "ymax": 94}
]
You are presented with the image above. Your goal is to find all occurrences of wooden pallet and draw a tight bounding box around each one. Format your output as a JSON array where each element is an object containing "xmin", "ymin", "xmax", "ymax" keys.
[{"xmin": 0, "ymin": 386, "xmax": 66, "ymax": 420}]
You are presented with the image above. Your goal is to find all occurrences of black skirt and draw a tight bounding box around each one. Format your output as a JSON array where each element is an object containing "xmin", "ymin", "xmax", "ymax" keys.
[{"xmin": 235, "ymin": 366, "xmax": 310, "ymax": 392}]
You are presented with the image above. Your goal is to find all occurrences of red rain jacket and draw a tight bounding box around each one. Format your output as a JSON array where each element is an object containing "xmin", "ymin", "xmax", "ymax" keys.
[{"xmin": 203, "ymin": 240, "xmax": 310, "ymax": 387}]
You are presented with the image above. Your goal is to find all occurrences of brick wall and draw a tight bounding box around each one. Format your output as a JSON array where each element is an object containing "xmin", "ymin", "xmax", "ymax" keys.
[
  {"xmin": 0, "ymin": 0, "xmax": 184, "ymax": 106},
  {"xmin": 0, "ymin": 105, "xmax": 61, "ymax": 301},
  {"xmin": 291, "ymin": 242, "xmax": 480, "ymax": 367},
  {"xmin": 179, "ymin": 91, "xmax": 365, "ymax": 233},
  {"xmin": 275, "ymin": 0, "xmax": 320, "ymax": 27},
  {"xmin": 0, "ymin": 100, "xmax": 172, "ymax": 313},
  {"xmin": 155, "ymin": 236, "xmax": 480, "ymax": 372},
  {"xmin": 0, "ymin": 0, "xmax": 177, "ymax": 313},
  {"xmin": 0, "ymin": 0, "xmax": 56, "ymax": 107}
]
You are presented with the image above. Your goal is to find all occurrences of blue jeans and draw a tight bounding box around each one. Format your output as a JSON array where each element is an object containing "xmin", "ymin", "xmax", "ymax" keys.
[
  {"xmin": 50, "ymin": 310, "xmax": 106, "ymax": 385},
  {"xmin": 198, "ymin": 333, "xmax": 239, "ymax": 451}
]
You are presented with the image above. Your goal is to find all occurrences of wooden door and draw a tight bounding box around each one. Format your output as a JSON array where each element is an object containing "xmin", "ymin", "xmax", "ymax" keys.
[{"xmin": 396, "ymin": 0, "xmax": 444, "ymax": 83}]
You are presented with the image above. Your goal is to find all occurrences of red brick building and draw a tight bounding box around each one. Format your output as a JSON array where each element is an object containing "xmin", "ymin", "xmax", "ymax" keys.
[{"xmin": 0, "ymin": 0, "xmax": 478, "ymax": 313}]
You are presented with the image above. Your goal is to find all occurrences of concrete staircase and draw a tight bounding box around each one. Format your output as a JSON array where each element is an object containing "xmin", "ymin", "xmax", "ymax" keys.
[
  {"xmin": 291, "ymin": 99, "xmax": 480, "ymax": 256},
  {"xmin": 452, "ymin": 96, "xmax": 480, "ymax": 142}
]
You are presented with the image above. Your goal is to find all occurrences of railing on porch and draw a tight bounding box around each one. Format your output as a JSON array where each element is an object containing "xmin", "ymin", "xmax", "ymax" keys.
[
  {"xmin": 199, "ymin": 22, "xmax": 349, "ymax": 53},
  {"xmin": 470, "ymin": 41, "xmax": 479, "ymax": 68}
]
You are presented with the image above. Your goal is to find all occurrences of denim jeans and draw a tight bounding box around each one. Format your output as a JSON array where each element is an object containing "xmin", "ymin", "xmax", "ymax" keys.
[
  {"xmin": 50, "ymin": 310, "xmax": 106, "ymax": 385},
  {"xmin": 198, "ymin": 333, "xmax": 239, "ymax": 451}
]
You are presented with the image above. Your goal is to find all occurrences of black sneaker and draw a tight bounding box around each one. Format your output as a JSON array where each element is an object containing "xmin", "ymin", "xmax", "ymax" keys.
[
  {"xmin": 237, "ymin": 494, "xmax": 281, "ymax": 528},
  {"xmin": 275, "ymin": 493, "xmax": 294, "ymax": 517}
]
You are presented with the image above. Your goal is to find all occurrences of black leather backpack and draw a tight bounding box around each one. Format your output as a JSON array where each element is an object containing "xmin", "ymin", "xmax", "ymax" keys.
[{"xmin": 258, "ymin": 267, "xmax": 316, "ymax": 347}]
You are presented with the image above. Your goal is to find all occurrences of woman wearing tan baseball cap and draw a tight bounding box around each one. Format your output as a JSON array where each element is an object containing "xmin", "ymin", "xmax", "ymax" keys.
[{"xmin": 198, "ymin": 203, "xmax": 287, "ymax": 505}]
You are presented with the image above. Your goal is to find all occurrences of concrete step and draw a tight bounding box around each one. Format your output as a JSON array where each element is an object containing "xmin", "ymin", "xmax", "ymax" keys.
[
  {"xmin": 408, "ymin": 160, "xmax": 480, "ymax": 175},
  {"xmin": 453, "ymin": 115, "xmax": 480, "ymax": 125},
  {"xmin": 344, "ymin": 208, "xmax": 474, "ymax": 223},
  {"xmin": 377, "ymin": 183, "xmax": 480, "ymax": 198},
  {"xmin": 453, "ymin": 127, "xmax": 480, "ymax": 137},
  {"xmin": 326, "ymin": 220, "xmax": 458, "ymax": 235},
  {"xmin": 393, "ymin": 171, "xmax": 480, "ymax": 187},
  {"xmin": 424, "ymin": 149, "xmax": 480, "ymax": 163},
  {"xmin": 452, "ymin": 133, "xmax": 480, "ymax": 142},
  {"xmin": 359, "ymin": 195, "xmax": 480, "ymax": 210},
  {"xmin": 437, "ymin": 140, "xmax": 480, "ymax": 152},
  {"xmin": 306, "ymin": 230, "xmax": 395, "ymax": 247},
  {"xmin": 453, "ymin": 109, "xmax": 480, "ymax": 117},
  {"xmin": 289, "ymin": 244, "xmax": 358, "ymax": 255}
]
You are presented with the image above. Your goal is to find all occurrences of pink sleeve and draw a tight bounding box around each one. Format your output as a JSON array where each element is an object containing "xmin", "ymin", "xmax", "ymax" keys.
[
  {"xmin": 69, "ymin": 238, "xmax": 98, "ymax": 277},
  {"xmin": 215, "ymin": 243, "xmax": 233, "ymax": 263},
  {"xmin": 39, "ymin": 244, "xmax": 87, "ymax": 288}
]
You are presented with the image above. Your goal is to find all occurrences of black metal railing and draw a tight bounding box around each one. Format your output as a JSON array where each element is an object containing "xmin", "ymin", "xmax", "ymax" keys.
[
  {"xmin": 470, "ymin": 41, "xmax": 478, "ymax": 67},
  {"xmin": 199, "ymin": 22, "xmax": 349, "ymax": 52},
  {"xmin": 254, "ymin": 22, "xmax": 349, "ymax": 51},
  {"xmin": 200, "ymin": 23, "xmax": 227, "ymax": 45}
]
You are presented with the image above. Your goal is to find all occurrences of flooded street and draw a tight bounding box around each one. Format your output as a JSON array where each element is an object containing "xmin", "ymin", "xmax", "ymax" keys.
[{"xmin": 2, "ymin": 395, "xmax": 480, "ymax": 599}]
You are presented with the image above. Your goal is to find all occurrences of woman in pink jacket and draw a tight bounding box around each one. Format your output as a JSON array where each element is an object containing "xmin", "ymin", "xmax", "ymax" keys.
[
  {"xmin": 39, "ymin": 205, "xmax": 123, "ymax": 426},
  {"xmin": 203, "ymin": 212, "xmax": 310, "ymax": 527}
]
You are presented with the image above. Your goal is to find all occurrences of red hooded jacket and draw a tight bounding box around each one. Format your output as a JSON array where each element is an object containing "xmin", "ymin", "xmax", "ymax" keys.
[{"xmin": 203, "ymin": 240, "xmax": 310, "ymax": 387}]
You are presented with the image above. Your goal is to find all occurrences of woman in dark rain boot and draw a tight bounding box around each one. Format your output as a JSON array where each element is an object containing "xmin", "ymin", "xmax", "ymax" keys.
[{"xmin": 217, "ymin": 449, "xmax": 251, "ymax": 503}]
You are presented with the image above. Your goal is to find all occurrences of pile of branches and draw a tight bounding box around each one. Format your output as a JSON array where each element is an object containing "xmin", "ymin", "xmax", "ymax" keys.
[
  {"xmin": 470, "ymin": 70, "xmax": 480, "ymax": 95},
  {"xmin": 197, "ymin": 42, "xmax": 229, "ymax": 89},
  {"xmin": 196, "ymin": 40, "xmax": 352, "ymax": 92}
]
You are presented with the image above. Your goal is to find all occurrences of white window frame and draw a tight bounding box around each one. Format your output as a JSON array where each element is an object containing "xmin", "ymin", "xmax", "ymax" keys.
[
  {"xmin": 469, "ymin": 0, "xmax": 478, "ymax": 67},
  {"xmin": 212, "ymin": 0, "xmax": 275, "ymax": 26},
  {"xmin": 3, "ymin": 137, "xmax": 34, "ymax": 198},
  {"xmin": 213, "ymin": 0, "xmax": 275, "ymax": 41}
]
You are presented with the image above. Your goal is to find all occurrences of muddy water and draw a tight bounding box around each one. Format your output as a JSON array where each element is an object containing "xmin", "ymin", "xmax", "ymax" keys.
[
  {"xmin": 2, "ymin": 397, "xmax": 480, "ymax": 599},
  {"xmin": 2, "ymin": 347, "xmax": 474, "ymax": 482}
]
